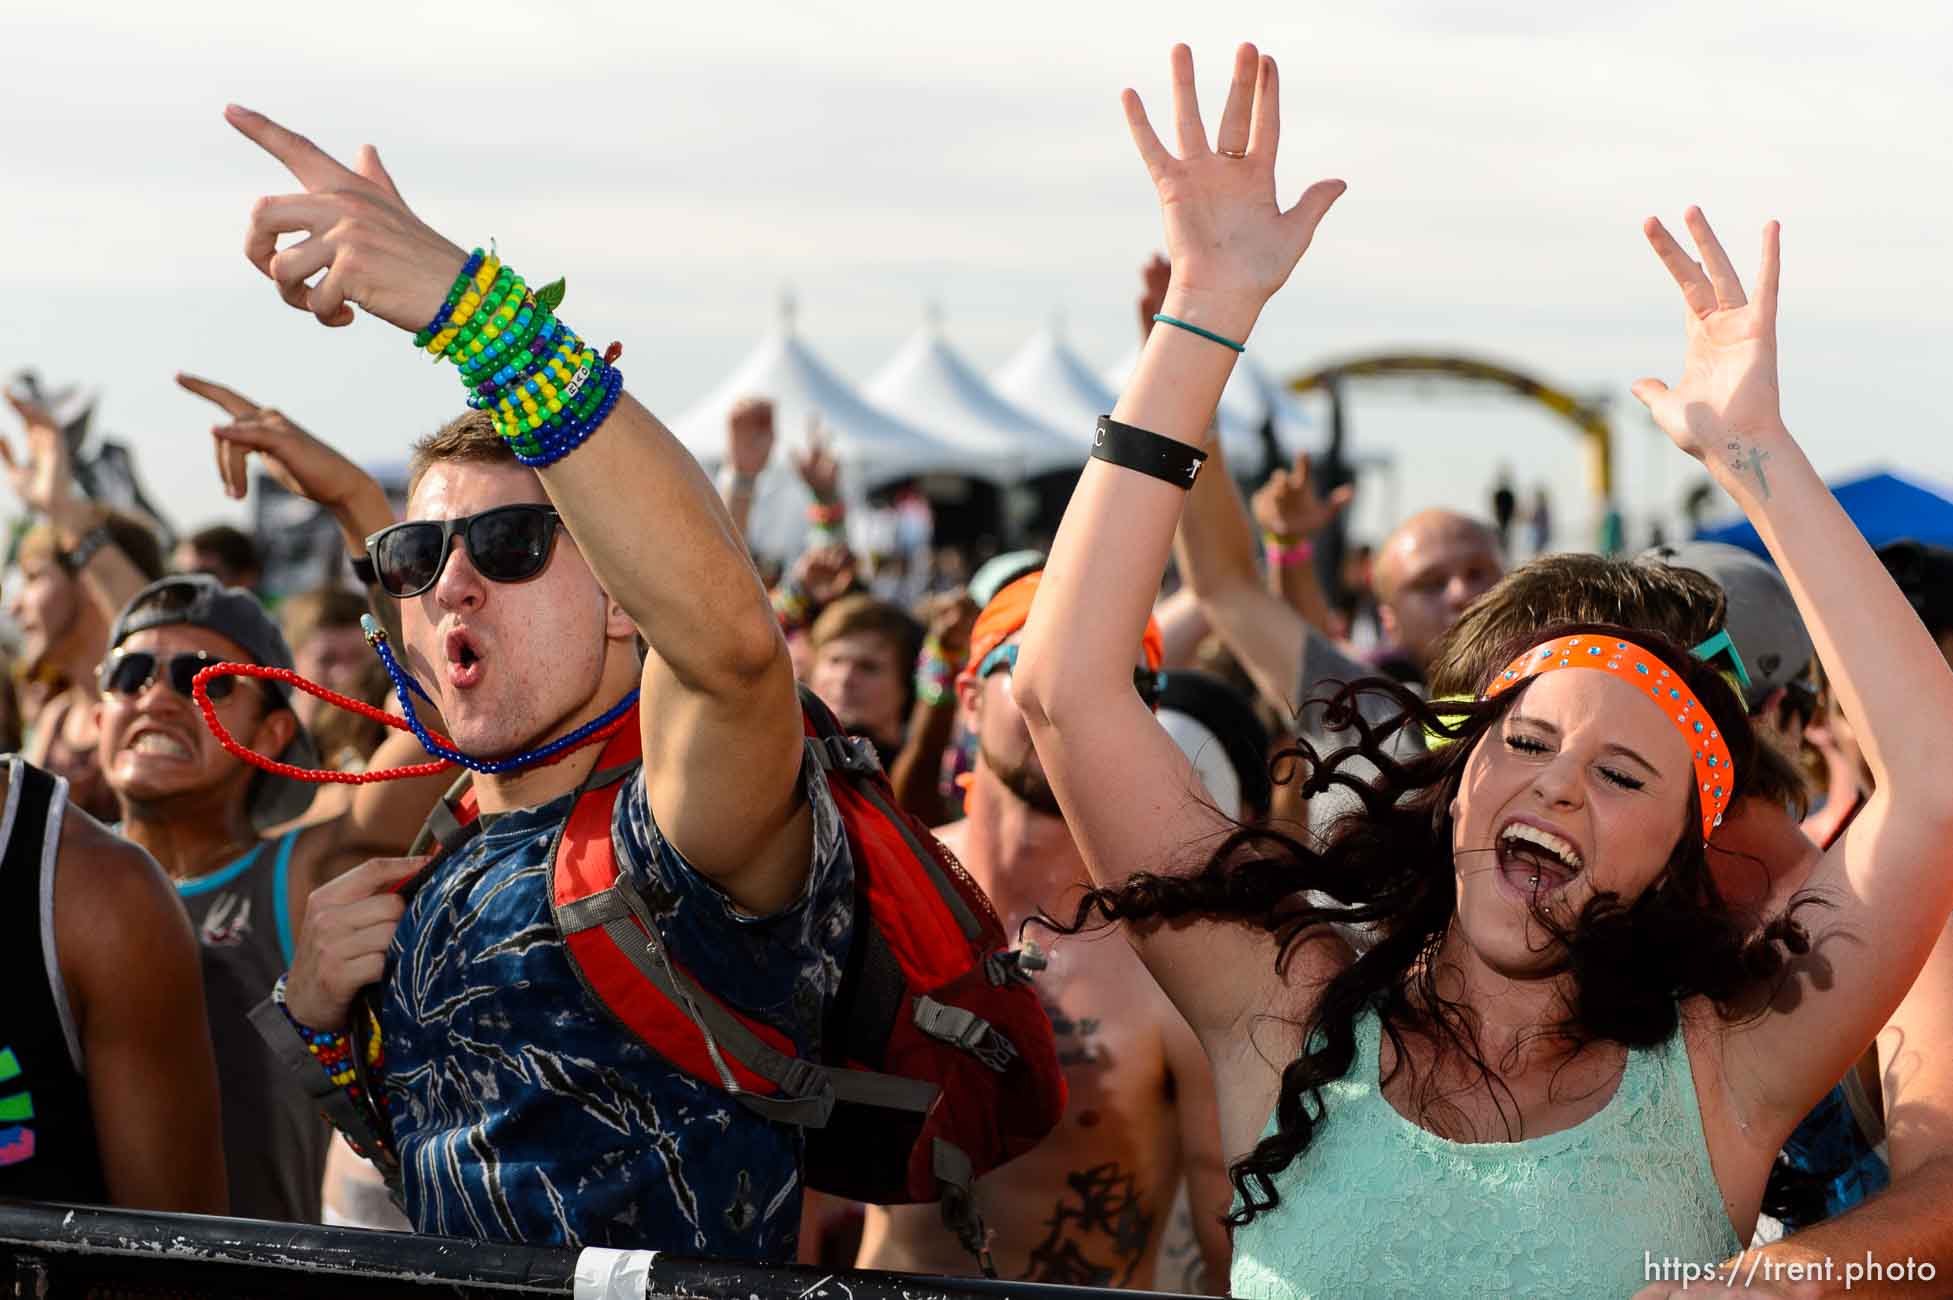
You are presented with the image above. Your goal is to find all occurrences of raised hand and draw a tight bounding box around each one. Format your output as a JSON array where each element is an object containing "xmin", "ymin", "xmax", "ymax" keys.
[
  {"xmin": 920, "ymin": 587, "xmax": 979, "ymax": 663},
  {"xmin": 1631, "ymin": 209, "xmax": 1787, "ymax": 489},
  {"xmin": 726, "ymin": 398, "xmax": 776, "ymax": 480},
  {"xmin": 1252, "ymin": 450, "xmax": 1354, "ymax": 540},
  {"xmin": 1125, "ymin": 44, "xmax": 1346, "ymax": 337},
  {"xmin": 792, "ymin": 544, "xmax": 857, "ymax": 606},
  {"xmin": 176, "ymin": 372, "xmax": 379, "ymax": 507},
  {"xmin": 793, "ymin": 420, "xmax": 841, "ymax": 504},
  {"xmin": 226, "ymin": 105, "xmax": 468, "ymax": 332},
  {"xmin": 0, "ymin": 390, "xmax": 77, "ymax": 520}
]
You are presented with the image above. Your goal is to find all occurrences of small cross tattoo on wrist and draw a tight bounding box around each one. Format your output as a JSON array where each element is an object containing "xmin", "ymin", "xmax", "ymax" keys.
[{"xmin": 1725, "ymin": 440, "xmax": 1772, "ymax": 500}]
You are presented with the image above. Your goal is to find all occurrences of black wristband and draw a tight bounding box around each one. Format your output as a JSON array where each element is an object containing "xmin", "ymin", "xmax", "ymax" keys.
[
  {"xmin": 57, "ymin": 524, "xmax": 113, "ymax": 575},
  {"xmin": 1091, "ymin": 416, "xmax": 1208, "ymax": 489},
  {"xmin": 351, "ymin": 554, "xmax": 378, "ymax": 587}
]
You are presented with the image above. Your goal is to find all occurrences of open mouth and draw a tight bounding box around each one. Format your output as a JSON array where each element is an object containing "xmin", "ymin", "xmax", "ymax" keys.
[
  {"xmin": 445, "ymin": 626, "xmax": 486, "ymax": 690},
  {"xmin": 125, "ymin": 725, "xmax": 195, "ymax": 762},
  {"xmin": 1495, "ymin": 818, "xmax": 1585, "ymax": 897}
]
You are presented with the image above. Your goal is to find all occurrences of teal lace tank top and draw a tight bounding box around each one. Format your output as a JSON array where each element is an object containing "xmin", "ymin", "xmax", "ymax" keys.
[{"xmin": 1230, "ymin": 1008, "xmax": 1740, "ymax": 1298}]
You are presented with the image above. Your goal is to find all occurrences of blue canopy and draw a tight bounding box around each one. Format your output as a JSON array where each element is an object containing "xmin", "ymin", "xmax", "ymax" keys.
[{"xmin": 1695, "ymin": 468, "xmax": 1953, "ymax": 554}]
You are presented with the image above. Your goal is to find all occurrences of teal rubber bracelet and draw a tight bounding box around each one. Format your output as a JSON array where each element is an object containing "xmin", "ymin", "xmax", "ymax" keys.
[{"xmin": 1151, "ymin": 314, "xmax": 1245, "ymax": 353}]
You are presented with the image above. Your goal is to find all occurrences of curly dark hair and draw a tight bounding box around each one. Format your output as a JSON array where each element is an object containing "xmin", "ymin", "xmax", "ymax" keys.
[{"xmin": 1036, "ymin": 622, "xmax": 1822, "ymax": 1227}]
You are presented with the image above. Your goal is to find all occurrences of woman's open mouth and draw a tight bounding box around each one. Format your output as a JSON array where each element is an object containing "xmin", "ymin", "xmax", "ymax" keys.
[{"xmin": 1494, "ymin": 819, "xmax": 1585, "ymax": 899}]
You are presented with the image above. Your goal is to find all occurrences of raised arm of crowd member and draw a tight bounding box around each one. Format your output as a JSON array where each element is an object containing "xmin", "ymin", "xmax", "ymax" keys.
[
  {"xmin": 229, "ymin": 107, "xmax": 811, "ymax": 914},
  {"xmin": 176, "ymin": 374, "xmax": 404, "ymax": 646},
  {"xmin": 888, "ymin": 587, "xmax": 977, "ymax": 823},
  {"xmin": 1627, "ymin": 211, "xmax": 1953, "ymax": 1144},
  {"xmin": 3, "ymin": 391, "xmax": 152, "ymax": 627},
  {"xmin": 1252, "ymin": 451, "xmax": 1353, "ymax": 632},
  {"xmin": 172, "ymin": 373, "xmax": 451, "ymax": 862},
  {"xmin": 1171, "ymin": 435, "xmax": 1310, "ymax": 716},
  {"xmin": 721, "ymin": 397, "xmax": 774, "ymax": 545},
  {"xmin": 55, "ymin": 784, "xmax": 230, "ymax": 1212},
  {"xmin": 1015, "ymin": 44, "xmax": 1351, "ymax": 1050}
]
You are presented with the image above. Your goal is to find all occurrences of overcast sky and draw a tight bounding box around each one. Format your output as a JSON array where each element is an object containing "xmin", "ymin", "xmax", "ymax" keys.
[{"xmin": 5, "ymin": 0, "xmax": 1949, "ymax": 549}]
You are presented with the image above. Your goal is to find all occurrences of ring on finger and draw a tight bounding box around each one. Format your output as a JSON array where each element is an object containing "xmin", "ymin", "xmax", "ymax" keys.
[{"xmin": 1217, "ymin": 147, "xmax": 1248, "ymax": 159}]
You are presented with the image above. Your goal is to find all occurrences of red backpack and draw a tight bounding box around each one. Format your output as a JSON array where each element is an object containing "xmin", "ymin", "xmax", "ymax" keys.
[{"xmin": 402, "ymin": 688, "xmax": 1065, "ymax": 1267}]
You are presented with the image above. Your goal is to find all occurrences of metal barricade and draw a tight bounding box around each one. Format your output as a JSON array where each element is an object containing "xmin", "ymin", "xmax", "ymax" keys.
[{"xmin": 0, "ymin": 1200, "xmax": 1191, "ymax": 1299}]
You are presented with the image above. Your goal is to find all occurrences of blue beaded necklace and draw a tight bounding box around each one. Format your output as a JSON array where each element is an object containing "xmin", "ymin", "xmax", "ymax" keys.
[{"xmin": 360, "ymin": 615, "xmax": 639, "ymax": 775}]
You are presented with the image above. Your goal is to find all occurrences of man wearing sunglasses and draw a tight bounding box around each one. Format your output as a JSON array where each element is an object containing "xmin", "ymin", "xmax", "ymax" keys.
[
  {"xmin": 856, "ymin": 566, "xmax": 1230, "ymax": 1288},
  {"xmin": 96, "ymin": 575, "xmax": 450, "ymax": 1223},
  {"xmin": 224, "ymin": 105, "xmax": 853, "ymax": 1262}
]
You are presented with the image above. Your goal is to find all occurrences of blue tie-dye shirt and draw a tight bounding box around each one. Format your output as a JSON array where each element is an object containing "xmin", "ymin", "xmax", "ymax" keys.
[{"xmin": 380, "ymin": 751, "xmax": 852, "ymax": 1256}]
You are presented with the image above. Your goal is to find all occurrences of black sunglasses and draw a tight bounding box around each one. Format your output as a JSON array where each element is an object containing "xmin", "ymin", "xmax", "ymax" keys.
[
  {"xmin": 99, "ymin": 649, "xmax": 255, "ymax": 703},
  {"xmin": 365, "ymin": 505, "xmax": 565, "ymax": 599}
]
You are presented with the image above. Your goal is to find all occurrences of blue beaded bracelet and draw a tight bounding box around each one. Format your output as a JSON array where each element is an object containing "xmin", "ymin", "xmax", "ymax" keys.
[{"xmin": 416, "ymin": 249, "xmax": 485, "ymax": 346}]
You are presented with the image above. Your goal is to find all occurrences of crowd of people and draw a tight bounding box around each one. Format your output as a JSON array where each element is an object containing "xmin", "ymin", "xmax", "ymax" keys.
[{"xmin": 2, "ymin": 42, "xmax": 1951, "ymax": 1300}]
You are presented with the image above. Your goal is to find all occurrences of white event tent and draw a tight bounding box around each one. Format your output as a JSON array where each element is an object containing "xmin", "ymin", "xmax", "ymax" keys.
[
  {"xmin": 670, "ymin": 302, "xmax": 999, "ymax": 557},
  {"xmin": 990, "ymin": 321, "xmax": 1117, "ymax": 454},
  {"xmin": 864, "ymin": 313, "xmax": 1085, "ymax": 482}
]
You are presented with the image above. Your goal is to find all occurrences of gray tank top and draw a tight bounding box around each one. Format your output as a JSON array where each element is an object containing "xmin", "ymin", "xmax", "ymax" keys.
[{"xmin": 175, "ymin": 831, "xmax": 329, "ymax": 1223}]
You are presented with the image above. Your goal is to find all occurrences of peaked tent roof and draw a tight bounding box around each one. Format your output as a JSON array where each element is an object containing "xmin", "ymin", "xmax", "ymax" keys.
[
  {"xmin": 865, "ymin": 321, "xmax": 1084, "ymax": 481},
  {"xmin": 670, "ymin": 319, "xmax": 999, "ymax": 490},
  {"xmin": 990, "ymin": 323, "xmax": 1117, "ymax": 453},
  {"xmin": 1696, "ymin": 468, "xmax": 1953, "ymax": 554},
  {"xmin": 669, "ymin": 310, "xmax": 1001, "ymax": 557}
]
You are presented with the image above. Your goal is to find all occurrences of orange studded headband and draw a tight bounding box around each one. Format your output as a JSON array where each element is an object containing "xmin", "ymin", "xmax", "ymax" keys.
[{"xmin": 1482, "ymin": 635, "xmax": 1735, "ymax": 840}]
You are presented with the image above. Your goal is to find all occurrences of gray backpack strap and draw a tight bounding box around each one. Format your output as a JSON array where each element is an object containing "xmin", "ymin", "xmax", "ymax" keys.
[
  {"xmin": 556, "ymin": 884, "xmax": 940, "ymax": 1128},
  {"xmin": 248, "ymin": 995, "xmax": 403, "ymax": 1202},
  {"xmin": 932, "ymin": 1139, "xmax": 996, "ymax": 1279}
]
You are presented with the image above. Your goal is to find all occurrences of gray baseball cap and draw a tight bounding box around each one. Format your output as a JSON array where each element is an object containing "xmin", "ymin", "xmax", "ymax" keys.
[
  {"xmin": 109, "ymin": 574, "xmax": 320, "ymax": 829},
  {"xmin": 1639, "ymin": 541, "xmax": 1815, "ymax": 712}
]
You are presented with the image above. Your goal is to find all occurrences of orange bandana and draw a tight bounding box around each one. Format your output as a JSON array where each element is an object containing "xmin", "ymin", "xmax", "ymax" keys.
[
  {"xmin": 1483, "ymin": 634, "xmax": 1735, "ymax": 840},
  {"xmin": 962, "ymin": 570, "xmax": 1164, "ymax": 681}
]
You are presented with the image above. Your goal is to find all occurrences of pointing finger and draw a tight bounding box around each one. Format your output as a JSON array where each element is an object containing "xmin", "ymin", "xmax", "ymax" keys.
[
  {"xmin": 224, "ymin": 104, "xmax": 362, "ymax": 194},
  {"xmin": 176, "ymin": 373, "xmax": 260, "ymax": 418}
]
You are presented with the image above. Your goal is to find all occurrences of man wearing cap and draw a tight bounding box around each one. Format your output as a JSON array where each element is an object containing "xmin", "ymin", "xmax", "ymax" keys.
[
  {"xmin": 1641, "ymin": 540, "xmax": 1820, "ymax": 767},
  {"xmin": 855, "ymin": 567, "xmax": 1231, "ymax": 1289},
  {"xmin": 96, "ymin": 574, "xmax": 449, "ymax": 1222}
]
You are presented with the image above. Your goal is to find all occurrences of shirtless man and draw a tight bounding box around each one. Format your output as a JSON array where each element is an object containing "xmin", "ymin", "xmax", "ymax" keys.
[{"xmin": 854, "ymin": 568, "xmax": 1231, "ymax": 1290}]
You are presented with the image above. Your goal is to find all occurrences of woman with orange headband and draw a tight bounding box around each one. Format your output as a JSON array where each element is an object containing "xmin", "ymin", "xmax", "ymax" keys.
[{"xmin": 1012, "ymin": 44, "xmax": 1953, "ymax": 1298}]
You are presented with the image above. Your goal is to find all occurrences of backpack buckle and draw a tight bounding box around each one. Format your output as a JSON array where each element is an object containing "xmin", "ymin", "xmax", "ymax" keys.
[
  {"xmin": 811, "ymin": 733, "xmax": 883, "ymax": 776},
  {"xmin": 913, "ymin": 996, "xmax": 1018, "ymax": 1073}
]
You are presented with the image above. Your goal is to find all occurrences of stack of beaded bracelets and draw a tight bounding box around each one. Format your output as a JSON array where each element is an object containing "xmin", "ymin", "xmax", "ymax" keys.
[
  {"xmin": 413, "ymin": 247, "xmax": 625, "ymax": 468},
  {"xmin": 272, "ymin": 973, "xmax": 385, "ymax": 1105}
]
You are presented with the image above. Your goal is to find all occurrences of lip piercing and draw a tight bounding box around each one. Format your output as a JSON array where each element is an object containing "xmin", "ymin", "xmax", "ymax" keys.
[{"xmin": 1528, "ymin": 874, "xmax": 1540, "ymax": 889}]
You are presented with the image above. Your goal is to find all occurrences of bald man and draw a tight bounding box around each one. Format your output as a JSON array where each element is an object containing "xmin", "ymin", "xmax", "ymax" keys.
[
  {"xmin": 1369, "ymin": 508, "xmax": 1504, "ymax": 682},
  {"xmin": 1171, "ymin": 441, "xmax": 1501, "ymax": 736}
]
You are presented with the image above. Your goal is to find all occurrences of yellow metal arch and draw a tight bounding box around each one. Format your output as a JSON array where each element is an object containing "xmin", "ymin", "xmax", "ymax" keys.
[{"xmin": 1286, "ymin": 354, "xmax": 1614, "ymax": 501}]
